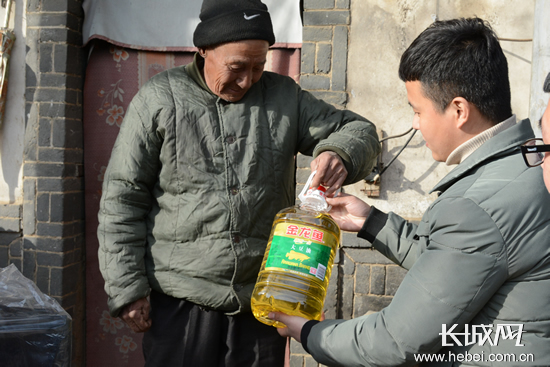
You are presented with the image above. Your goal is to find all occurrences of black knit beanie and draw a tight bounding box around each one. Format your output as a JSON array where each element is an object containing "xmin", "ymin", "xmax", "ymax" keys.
[{"xmin": 193, "ymin": 0, "xmax": 276, "ymax": 48}]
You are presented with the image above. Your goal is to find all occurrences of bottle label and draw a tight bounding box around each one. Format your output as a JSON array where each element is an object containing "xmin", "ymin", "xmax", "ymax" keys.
[{"xmin": 265, "ymin": 223, "xmax": 337, "ymax": 281}]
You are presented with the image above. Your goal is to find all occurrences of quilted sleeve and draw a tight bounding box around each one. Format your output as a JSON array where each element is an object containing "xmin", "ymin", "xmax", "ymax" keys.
[
  {"xmin": 305, "ymin": 197, "xmax": 509, "ymax": 366},
  {"xmin": 97, "ymin": 85, "xmax": 164, "ymax": 317},
  {"xmin": 296, "ymin": 88, "xmax": 381, "ymax": 185}
]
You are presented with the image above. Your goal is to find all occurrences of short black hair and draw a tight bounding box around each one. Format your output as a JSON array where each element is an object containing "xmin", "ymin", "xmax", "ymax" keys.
[
  {"xmin": 544, "ymin": 72, "xmax": 550, "ymax": 93},
  {"xmin": 399, "ymin": 17, "xmax": 512, "ymax": 124}
]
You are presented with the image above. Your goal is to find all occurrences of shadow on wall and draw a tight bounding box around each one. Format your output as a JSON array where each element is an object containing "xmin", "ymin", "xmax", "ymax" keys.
[
  {"xmin": 380, "ymin": 158, "xmax": 439, "ymax": 198},
  {"xmin": 377, "ymin": 136, "xmax": 438, "ymax": 198}
]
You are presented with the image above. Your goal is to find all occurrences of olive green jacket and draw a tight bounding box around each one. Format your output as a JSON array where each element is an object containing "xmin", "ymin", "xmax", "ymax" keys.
[
  {"xmin": 97, "ymin": 58, "xmax": 380, "ymax": 317},
  {"xmin": 306, "ymin": 119, "xmax": 550, "ymax": 366}
]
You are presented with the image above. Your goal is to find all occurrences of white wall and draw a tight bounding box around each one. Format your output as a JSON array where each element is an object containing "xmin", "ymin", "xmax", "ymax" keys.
[
  {"xmin": 0, "ymin": 0, "xmax": 25, "ymax": 204},
  {"xmin": 345, "ymin": 0, "xmax": 535, "ymax": 219},
  {"xmin": 530, "ymin": 0, "xmax": 550, "ymax": 127}
]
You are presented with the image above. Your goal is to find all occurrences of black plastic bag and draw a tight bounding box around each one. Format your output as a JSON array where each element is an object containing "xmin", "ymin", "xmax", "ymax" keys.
[{"xmin": 0, "ymin": 264, "xmax": 72, "ymax": 366}]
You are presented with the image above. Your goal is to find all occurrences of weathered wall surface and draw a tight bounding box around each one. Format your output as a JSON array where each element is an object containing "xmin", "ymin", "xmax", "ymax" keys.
[
  {"xmin": 530, "ymin": 0, "xmax": 550, "ymax": 124},
  {"xmin": 0, "ymin": 0, "xmax": 25, "ymax": 205},
  {"xmin": 346, "ymin": 0, "xmax": 535, "ymax": 218}
]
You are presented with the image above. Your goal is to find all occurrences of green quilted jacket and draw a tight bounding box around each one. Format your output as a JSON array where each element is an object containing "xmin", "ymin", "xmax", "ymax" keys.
[
  {"xmin": 97, "ymin": 58, "xmax": 380, "ymax": 317},
  {"xmin": 305, "ymin": 119, "xmax": 550, "ymax": 366}
]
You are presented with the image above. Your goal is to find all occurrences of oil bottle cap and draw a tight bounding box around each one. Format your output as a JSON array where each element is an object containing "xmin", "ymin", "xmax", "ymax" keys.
[
  {"xmin": 301, "ymin": 185, "xmax": 328, "ymax": 211},
  {"xmin": 298, "ymin": 171, "xmax": 329, "ymax": 211}
]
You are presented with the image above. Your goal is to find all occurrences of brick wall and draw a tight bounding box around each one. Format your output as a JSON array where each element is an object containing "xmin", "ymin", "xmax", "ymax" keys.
[
  {"xmin": 291, "ymin": 1, "xmax": 408, "ymax": 365},
  {"xmin": 16, "ymin": 0, "xmax": 85, "ymax": 364},
  {"xmin": 301, "ymin": 0, "xmax": 351, "ymax": 108},
  {"xmin": 0, "ymin": 204, "xmax": 23, "ymax": 267}
]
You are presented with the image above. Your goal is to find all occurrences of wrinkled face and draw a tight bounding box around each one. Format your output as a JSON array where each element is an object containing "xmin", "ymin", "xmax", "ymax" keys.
[
  {"xmin": 406, "ymin": 81, "xmax": 457, "ymax": 162},
  {"xmin": 541, "ymin": 98, "xmax": 550, "ymax": 193},
  {"xmin": 200, "ymin": 40, "xmax": 269, "ymax": 102}
]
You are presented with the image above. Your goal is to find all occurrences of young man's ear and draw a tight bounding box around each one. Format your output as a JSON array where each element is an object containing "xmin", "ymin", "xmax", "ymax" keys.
[{"xmin": 449, "ymin": 97, "xmax": 471, "ymax": 130}]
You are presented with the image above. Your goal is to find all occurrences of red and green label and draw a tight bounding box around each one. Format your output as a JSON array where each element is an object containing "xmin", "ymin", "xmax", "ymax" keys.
[{"xmin": 265, "ymin": 223, "xmax": 337, "ymax": 281}]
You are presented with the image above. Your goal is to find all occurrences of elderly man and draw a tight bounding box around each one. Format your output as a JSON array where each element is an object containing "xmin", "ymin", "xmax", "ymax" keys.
[
  {"xmin": 543, "ymin": 73, "xmax": 550, "ymax": 191},
  {"xmin": 524, "ymin": 72, "xmax": 550, "ymax": 191},
  {"xmin": 521, "ymin": 73, "xmax": 550, "ymax": 192},
  {"xmin": 521, "ymin": 72, "xmax": 550, "ymax": 192},
  {"xmin": 97, "ymin": 0, "xmax": 380, "ymax": 366}
]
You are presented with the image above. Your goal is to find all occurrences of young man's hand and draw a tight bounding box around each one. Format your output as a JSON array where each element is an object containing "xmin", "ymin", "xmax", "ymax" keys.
[
  {"xmin": 268, "ymin": 312, "xmax": 309, "ymax": 342},
  {"xmin": 326, "ymin": 193, "xmax": 371, "ymax": 232}
]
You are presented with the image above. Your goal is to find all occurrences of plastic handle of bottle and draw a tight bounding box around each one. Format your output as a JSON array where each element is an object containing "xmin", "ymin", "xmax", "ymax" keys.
[
  {"xmin": 298, "ymin": 171, "xmax": 340, "ymax": 211},
  {"xmin": 298, "ymin": 171, "xmax": 317, "ymax": 203}
]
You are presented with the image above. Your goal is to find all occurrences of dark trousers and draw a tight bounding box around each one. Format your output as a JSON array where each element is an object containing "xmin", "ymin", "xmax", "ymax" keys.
[{"xmin": 142, "ymin": 291, "xmax": 287, "ymax": 367}]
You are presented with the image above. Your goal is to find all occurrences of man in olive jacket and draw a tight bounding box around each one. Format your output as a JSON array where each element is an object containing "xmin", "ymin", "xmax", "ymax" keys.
[
  {"xmin": 97, "ymin": 0, "xmax": 380, "ymax": 366},
  {"xmin": 270, "ymin": 18, "xmax": 550, "ymax": 366}
]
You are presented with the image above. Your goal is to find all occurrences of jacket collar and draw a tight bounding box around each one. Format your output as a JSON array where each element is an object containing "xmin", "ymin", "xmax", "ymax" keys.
[
  {"xmin": 430, "ymin": 118, "xmax": 536, "ymax": 194},
  {"xmin": 445, "ymin": 115, "xmax": 517, "ymax": 165},
  {"xmin": 185, "ymin": 53, "xmax": 214, "ymax": 95}
]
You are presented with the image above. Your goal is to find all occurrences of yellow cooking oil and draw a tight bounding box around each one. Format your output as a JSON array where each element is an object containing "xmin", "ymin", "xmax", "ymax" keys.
[{"xmin": 251, "ymin": 186, "xmax": 341, "ymax": 328}]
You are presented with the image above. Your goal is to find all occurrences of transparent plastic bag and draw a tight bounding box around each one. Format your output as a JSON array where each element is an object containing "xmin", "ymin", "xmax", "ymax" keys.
[{"xmin": 0, "ymin": 264, "xmax": 72, "ymax": 366}]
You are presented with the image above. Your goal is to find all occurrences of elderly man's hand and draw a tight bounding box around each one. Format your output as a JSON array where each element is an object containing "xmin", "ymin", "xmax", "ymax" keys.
[
  {"xmin": 310, "ymin": 151, "xmax": 347, "ymax": 197},
  {"xmin": 120, "ymin": 297, "xmax": 152, "ymax": 333}
]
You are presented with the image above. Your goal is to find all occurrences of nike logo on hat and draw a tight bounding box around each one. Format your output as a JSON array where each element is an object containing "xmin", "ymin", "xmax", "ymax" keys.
[{"xmin": 244, "ymin": 13, "xmax": 260, "ymax": 20}]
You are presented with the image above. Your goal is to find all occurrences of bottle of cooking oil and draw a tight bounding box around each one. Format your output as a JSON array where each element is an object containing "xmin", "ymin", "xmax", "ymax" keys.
[{"xmin": 251, "ymin": 173, "xmax": 341, "ymax": 328}]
